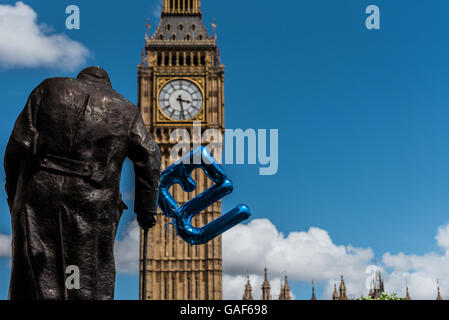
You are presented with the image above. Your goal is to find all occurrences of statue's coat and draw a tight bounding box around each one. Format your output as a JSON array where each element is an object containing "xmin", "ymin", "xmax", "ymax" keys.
[{"xmin": 4, "ymin": 67, "xmax": 161, "ymax": 300}]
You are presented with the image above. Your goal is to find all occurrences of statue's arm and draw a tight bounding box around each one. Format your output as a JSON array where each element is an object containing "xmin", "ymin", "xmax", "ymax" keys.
[
  {"xmin": 4, "ymin": 85, "xmax": 42, "ymax": 209},
  {"xmin": 128, "ymin": 110, "xmax": 162, "ymax": 217}
]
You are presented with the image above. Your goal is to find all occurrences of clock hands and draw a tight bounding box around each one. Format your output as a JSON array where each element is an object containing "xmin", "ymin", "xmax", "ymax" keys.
[
  {"xmin": 177, "ymin": 94, "xmax": 192, "ymax": 120},
  {"xmin": 177, "ymin": 95, "xmax": 191, "ymax": 106}
]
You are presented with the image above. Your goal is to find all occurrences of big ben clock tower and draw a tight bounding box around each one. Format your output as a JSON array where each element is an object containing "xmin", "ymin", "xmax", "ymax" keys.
[{"xmin": 137, "ymin": 0, "xmax": 224, "ymax": 300}]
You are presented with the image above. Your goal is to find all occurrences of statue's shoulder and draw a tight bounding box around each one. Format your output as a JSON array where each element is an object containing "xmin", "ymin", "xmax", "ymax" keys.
[
  {"xmin": 38, "ymin": 77, "xmax": 80, "ymax": 91},
  {"xmin": 38, "ymin": 76, "xmax": 139, "ymax": 116}
]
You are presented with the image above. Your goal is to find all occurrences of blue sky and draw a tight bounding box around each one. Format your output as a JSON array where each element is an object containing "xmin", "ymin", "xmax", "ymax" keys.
[{"xmin": 1, "ymin": 0, "xmax": 449, "ymax": 300}]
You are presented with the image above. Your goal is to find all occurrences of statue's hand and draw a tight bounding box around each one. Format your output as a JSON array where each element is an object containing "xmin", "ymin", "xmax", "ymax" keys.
[{"xmin": 137, "ymin": 213, "xmax": 157, "ymax": 230}]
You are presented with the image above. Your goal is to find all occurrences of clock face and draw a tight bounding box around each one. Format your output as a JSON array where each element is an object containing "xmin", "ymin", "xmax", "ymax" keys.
[{"xmin": 158, "ymin": 79, "xmax": 203, "ymax": 121}]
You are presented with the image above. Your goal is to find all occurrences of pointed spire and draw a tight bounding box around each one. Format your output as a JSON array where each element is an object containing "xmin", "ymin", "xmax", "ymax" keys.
[
  {"xmin": 369, "ymin": 260, "xmax": 385, "ymax": 299},
  {"xmin": 146, "ymin": 18, "xmax": 151, "ymax": 34},
  {"xmin": 405, "ymin": 286, "xmax": 411, "ymax": 300},
  {"xmin": 332, "ymin": 283, "xmax": 339, "ymax": 300},
  {"xmin": 145, "ymin": 18, "xmax": 150, "ymax": 42},
  {"xmin": 243, "ymin": 274, "xmax": 253, "ymax": 300},
  {"xmin": 278, "ymin": 276, "xmax": 284, "ymax": 300},
  {"xmin": 261, "ymin": 268, "xmax": 271, "ymax": 300},
  {"xmin": 279, "ymin": 274, "xmax": 291, "ymax": 300},
  {"xmin": 339, "ymin": 275, "xmax": 348, "ymax": 300},
  {"xmin": 375, "ymin": 263, "xmax": 384, "ymax": 292},
  {"xmin": 437, "ymin": 280, "xmax": 443, "ymax": 300},
  {"xmin": 211, "ymin": 18, "xmax": 217, "ymax": 40},
  {"xmin": 311, "ymin": 280, "xmax": 317, "ymax": 300}
]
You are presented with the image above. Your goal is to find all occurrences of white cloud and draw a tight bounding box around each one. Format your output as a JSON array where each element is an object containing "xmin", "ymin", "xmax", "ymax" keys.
[
  {"xmin": 0, "ymin": 234, "xmax": 11, "ymax": 257},
  {"xmin": 0, "ymin": 2, "xmax": 89, "ymax": 70},
  {"xmin": 223, "ymin": 219, "xmax": 449, "ymax": 300},
  {"xmin": 114, "ymin": 219, "xmax": 140, "ymax": 274},
  {"xmin": 223, "ymin": 219, "xmax": 374, "ymax": 300},
  {"xmin": 436, "ymin": 223, "xmax": 449, "ymax": 253},
  {"xmin": 382, "ymin": 223, "xmax": 449, "ymax": 300},
  {"xmin": 108, "ymin": 216, "xmax": 449, "ymax": 300}
]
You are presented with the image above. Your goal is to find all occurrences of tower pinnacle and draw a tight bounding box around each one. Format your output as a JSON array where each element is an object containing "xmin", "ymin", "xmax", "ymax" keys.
[
  {"xmin": 279, "ymin": 274, "xmax": 292, "ymax": 300},
  {"xmin": 332, "ymin": 283, "xmax": 339, "ymax": 300},
  {"xmin": 261, "ymin": 268, "xmax": 271, "ymax": 300},
  {"xmin": 437, "ymin": 281, "xmax": 443, "ymax": 300},
  {"xmin": 311, "ymin": 280, "xmax": 317, "ymax": 300},
  {"xmin": 243, "ymin": 274, "xmax": 254, "ymax": 300},
  {"xmin": 339, "ymin": 275, "xmax": 348, "ymax": 300}
]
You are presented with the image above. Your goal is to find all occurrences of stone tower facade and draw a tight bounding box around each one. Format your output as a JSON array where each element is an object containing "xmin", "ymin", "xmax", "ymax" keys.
[{"xmin": 138, "ymin": 0, "xmax": 224, "ymax": 300}]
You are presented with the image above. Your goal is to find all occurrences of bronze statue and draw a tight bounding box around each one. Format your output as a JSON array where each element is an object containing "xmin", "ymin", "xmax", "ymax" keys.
[{"xmin": 4, "ymin": 67, "xmax": 161, "ymax": 300}]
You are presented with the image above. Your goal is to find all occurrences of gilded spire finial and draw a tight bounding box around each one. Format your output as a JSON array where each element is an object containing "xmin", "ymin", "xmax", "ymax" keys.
[
  {"xmin": 146, "ymin": 18, "xmax": 151, "ymax": 34},
  {"xmin": 145, "ymin": 18, "xmax": 151, "ymax": 41},
  {"xmin": 212, "ymin": 18, "xmax": 217, "ymax": 40}
]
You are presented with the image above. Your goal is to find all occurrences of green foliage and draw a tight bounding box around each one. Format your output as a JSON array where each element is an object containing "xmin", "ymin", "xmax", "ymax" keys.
[{"xmin": 357, "ymin": 293, "xmax": 406, "ymax": 300}]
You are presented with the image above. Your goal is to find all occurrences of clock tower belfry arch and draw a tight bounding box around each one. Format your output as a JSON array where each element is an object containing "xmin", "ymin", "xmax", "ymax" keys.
[{"xmin": 138, "ymin": 0, "xmax": 224, "ymax": 300}]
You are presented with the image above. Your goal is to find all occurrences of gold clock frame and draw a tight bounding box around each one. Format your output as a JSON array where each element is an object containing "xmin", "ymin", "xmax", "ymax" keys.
[{"xmin": 155, "ymin": 76, "xmax": 206, "ymax": 125}]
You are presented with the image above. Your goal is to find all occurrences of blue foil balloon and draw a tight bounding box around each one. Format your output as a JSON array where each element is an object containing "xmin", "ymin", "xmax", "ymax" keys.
[{"xmin": 158, "ymin": 147, "xmax": 251, "ymax": 245}]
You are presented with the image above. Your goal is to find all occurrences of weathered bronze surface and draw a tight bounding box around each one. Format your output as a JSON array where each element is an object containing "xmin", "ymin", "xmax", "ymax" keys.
[{"xmin": 4, "ymin": 67, "xmax": 161, "ymax": 300}]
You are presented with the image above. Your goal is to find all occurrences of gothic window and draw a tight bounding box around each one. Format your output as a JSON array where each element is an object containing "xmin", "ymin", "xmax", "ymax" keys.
[
  {"xmin": 164, "ymin": 53, "xmax": 169, "ymax": 65},
  {"xmin": 164, "ymin": 218, "xmax": 169, "ymax": 257},
  {"xmin": 195, "ymin": 274, "xmax": 200, "ymax": 299},
  {"xmin": 166, "ymin": 23, "xmax": 171, "ymax": 31},
  {"xmin": 159, "ymin": 34, "xmax": 164, "ymax": 40},
  {"xmin": 197, "ymin": 34, "xmax": 203, "ymax": 40},
  {"xmin": 186, "ymin": 55, "xmax": 191, "ymax": 66},
  {"xmin": 172, "ymin": 273, "xmax": 176, "ymax": 299},
  {"xmin": 178, "ymin": 24, "xmax": 184, "ymax": 31},
  {"xmin": 172, "ymin": 53, "xmax": 177, "ymax": 66},
  {"xmin": 200, "ymin": 54, "xmax": 205, "ymax": 65},
  {"xmin": 157, "ymin": 53, "xmax": 162, "ymax": 66},
  {"xmin": 187, "ymin": 275, "xmax": 191, "ymax": 300},
  {"xmin": 171, "ymin": 34, "xmax": 176, "ymax": 41},
  {"xmin": 193, "ymin": 55, "xmax": 198, "ymax": 66},
  {"xmin": 172, "ymin": 228, "xmax": 176, "ymax": 255},
  {"xmin": 184, "ymin": 34, "xmax": 191, "ymax": 41},
  {"xmin": 179, "ymin": 54, "xmax": 184, "ymax": 66},
  {"xmin": 191, "ymin": 24, "xmax": 196, "ymax": 31},
  {"xmin": 163, "ymin": 273, "xmax": 167, "ymax": 299}
]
